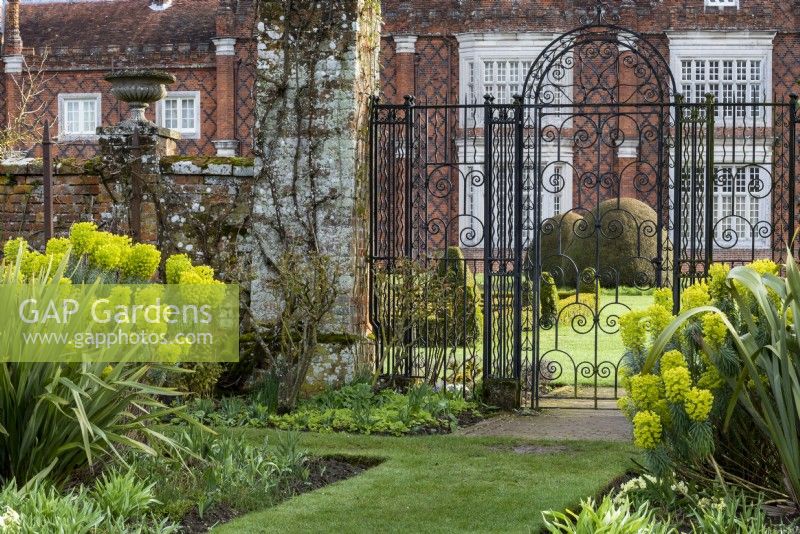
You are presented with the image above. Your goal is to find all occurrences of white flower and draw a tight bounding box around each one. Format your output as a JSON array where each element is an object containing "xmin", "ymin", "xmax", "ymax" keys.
[
  {"xmin": 4, "ymin": 507, "xmax": 19, "ymax": 524},
  {"xmin": 670, "ymin": 481, "xmax": 689, "ymax": 495}
]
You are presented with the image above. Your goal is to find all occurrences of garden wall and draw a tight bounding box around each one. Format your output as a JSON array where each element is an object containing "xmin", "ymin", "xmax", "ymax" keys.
[
  {"xmin": 0, "ymin": 153, "xmax": 366, "ymax": 393},
  {"xmin": 247, "ymin": 0, "xmax": 381, "ymax": 397},
  {"xmin": 0, "ymin": 155, "xmax": 254, "ymax": 278}
]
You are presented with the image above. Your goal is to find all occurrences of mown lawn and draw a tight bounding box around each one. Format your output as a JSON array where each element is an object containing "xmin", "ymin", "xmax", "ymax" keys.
[
  {"xmin": 537, "ymin": 293, "xmax": 651, "ymax": 387},
  {"xmin": 410, "ymin": 293, "xmax": 653, "ymax": 388},
  {"xmin": 217, "ymin": 429, "xmax": 637, "ymax": 534}
]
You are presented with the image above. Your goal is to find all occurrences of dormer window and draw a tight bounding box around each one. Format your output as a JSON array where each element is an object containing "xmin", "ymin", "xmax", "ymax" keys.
[{"xmin": 149, "ymin": 0, "xmax": 174, "ymax": 11}]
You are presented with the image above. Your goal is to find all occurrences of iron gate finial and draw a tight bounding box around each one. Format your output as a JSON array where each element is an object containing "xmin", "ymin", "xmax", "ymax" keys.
[{"xmin": 579, "ymin": 0, "xmax": 622, "ymax": 25}]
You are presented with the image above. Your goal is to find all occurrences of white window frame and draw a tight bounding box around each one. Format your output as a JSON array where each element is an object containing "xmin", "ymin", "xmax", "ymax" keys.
[
  {"xmin": 676, "ymin": 144, "xmax": 773, "ymax": 252},
  {"xmin": 455, "ymin": 34, "xmax": 576, "ymax": 249},
  {"xmin": 57, "ymin": 93, "xmax": 101, "ymax": 140},
  {"xmin": 668, "ymin": 32, "xmax": 775, "ymax": 252},
  {"xmin": 156, "ymin": 91, "xmax": 201, "ymax": 139},
  {"xmin": 705, "ymin": 0, "xmax": 738, "ymax": 8},
  {"xmin": 667, "ymin": 31, "xmax": 775, "ymax": 121},
  {"xmin": 711, "ymin": 164, "xmax": 770, "ymax": 249},
  {"xmin": 456, "ymin": 32, "xmax": 567, "ymax": 111},
  {"xmin": 456, "ymin": 140, "xmax": 574, "ymax": 249}
]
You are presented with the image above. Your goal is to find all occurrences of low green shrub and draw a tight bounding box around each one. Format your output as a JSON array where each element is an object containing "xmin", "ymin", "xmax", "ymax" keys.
[
  {"xmin": 557, "ymin": 289, "xmax": 576, "ymax": 299},
  {"xmin": 90, "ymin": 469, "xmax": 159, "ymax": 521},
  {"xmin": 542, "ymin": 495, "xmax": 665, "ymax": 534},
  {"xmin": 556, "ymin": 292, "xmax": 597, "ymax": 326},
  {"xmin": 179, "ymin": 384, "xmax": 479, "ymax": 436},
  {"xmin": 432, "ymin": 247, "xmax": 482, "ymax": 346},
  {"xmin": 129, "ymin": 428, "xmax": 309, "ymax": 522},
  {"xmin": 270, "ymin": 383, "xmax": 477, "ymax": 435},
  {"xmin": 0, "ymin": 429, "xmax": 311, "ymax": 532},
  {"xmin": 179, "ymin": 361, "xmax": 224, "ymax": 398},
  {"xmin": 543, "ymin": 473, "xmax": 796, "ymax": 533},
  {"xmin": 616, "ymin": 474, "xmax": 794, "ymax": 532}
]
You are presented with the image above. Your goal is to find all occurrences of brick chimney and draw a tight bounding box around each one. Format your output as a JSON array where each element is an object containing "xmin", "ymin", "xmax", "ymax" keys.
[
  {"xmin": 211, "ymin": 0, "xmax": 238, "ymax": 156},
  {"xmin": 4, "ymin": 0, "xmax": 22, "ymax": 55}
]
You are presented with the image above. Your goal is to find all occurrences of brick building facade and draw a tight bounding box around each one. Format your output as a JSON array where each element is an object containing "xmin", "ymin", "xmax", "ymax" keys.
[
  {"xmin": 2, "ymin": 0, "xmax": 256, "ymax": 158},
  {"xmin": 375, "ymin": 0, "xmax": 800, "ymax": 269},
  {"xmin": 380, "ymin": 0, "xmax": 800, "ymax": 104}
]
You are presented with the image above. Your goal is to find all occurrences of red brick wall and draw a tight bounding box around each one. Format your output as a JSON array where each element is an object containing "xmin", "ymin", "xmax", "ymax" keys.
[
  {"xmin": 380, "ymin": 1, "xmax": 800, "ymax": 103},
  {"xmin": 0, "ymin": 162, "xmax": 109, "ymax": 248},
  {"xmin": 0, "ymin": 157, "xmax": 255, "ymax": 277},
  {"xmin": 4, "ymin": 42, "xmax": 255, "ymax": 159},
  {"xmin": 234, "ymin": 40, "xmax": 257, "ymax": 156},
  {"xmin": 382, "ymin": 0, "xmax": 799, "ymax": 35}
]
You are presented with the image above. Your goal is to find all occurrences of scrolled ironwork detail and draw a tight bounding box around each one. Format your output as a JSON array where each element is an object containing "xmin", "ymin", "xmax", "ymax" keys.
[{"xmin": 368, "ymin": 11, "xmax": 792, "ymax": 411}]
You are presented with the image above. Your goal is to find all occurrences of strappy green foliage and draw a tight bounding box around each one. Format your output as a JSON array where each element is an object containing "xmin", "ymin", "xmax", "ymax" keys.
[{"xmin": 0, "ymin": 245, "xmax": 199, "ymax": 486}]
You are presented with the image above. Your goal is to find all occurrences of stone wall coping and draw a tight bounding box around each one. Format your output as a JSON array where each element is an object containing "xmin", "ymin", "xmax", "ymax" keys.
[
  {"xmin": 159, "ymin": 156, "xmax": 256, "ymax": 177},
  {"xmin": 0, "ymin": 155, "xmax": 256, "ymax": 178},
  {"xmin": 98, "ymin": 123, "xmax": 183, "ymax": 141},
  {"xmin": 0, "ymin": 158, "xmax": 49, "ymax": 175}
]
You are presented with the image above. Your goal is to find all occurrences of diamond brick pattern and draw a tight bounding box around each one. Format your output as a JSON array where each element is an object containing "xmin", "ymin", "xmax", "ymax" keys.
[
  {"xmin": 373, "ymin": 2, "xmax": 800, "ymax": 405},
  {"xmin": 3, "ymin": 0, "xmax": 257, "ymax": 159}
]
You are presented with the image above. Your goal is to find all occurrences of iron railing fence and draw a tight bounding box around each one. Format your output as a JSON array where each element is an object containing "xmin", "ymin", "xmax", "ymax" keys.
[{"xmin": 369, "ymin": 95, "xmax": 799, "ymax": 408}]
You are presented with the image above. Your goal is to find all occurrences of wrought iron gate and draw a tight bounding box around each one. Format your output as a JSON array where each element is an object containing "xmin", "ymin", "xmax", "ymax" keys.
[{"xmin": 369, "ymin": 5, "xmax": 799, "ymax": 408}]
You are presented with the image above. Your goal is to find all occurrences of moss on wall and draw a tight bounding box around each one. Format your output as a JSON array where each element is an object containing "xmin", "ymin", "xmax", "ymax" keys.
[{"xmin": 159, "ymin": 155, "xmax": 255, "ymax": 171}]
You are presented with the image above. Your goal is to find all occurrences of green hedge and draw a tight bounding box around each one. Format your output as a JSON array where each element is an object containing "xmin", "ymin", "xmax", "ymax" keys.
[
  {"xmin": 431, "ymin": 247, "xmax": 483, "ymax": 346},
  {"xmin": 570, "ymin": 198, "xmax": 662, "ymax": 288},
  {"xmin": 529, "ymin": 199, "xmax": 666, "ymax": 288},
  {"xmin": 540, "ymin": 272, "xmax": 559, "ymax": 323}
]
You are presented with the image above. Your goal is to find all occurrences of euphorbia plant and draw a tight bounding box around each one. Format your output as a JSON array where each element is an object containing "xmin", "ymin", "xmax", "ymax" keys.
[
  {"xmin": 645, "ymin": 249, "xmax": 800, "ymax": 509},
  {"xmin": 0, "ymin": 226, "xmax": 214, "ymax": 486}
]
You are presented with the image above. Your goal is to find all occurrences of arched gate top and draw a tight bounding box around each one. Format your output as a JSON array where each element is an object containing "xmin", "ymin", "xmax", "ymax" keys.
[{"xmin": 522, "ymin": 2, "xmax": 677, "ymax": 105}]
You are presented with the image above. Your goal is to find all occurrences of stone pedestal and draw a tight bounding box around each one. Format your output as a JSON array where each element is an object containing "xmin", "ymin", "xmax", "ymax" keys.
[
  {"xmin": 98, "ymin": 120, "xmax": 180, "ymax": 242},
  {"xmin": 483, "ymin": 378, "xmax": 521, "ymax": 410}
]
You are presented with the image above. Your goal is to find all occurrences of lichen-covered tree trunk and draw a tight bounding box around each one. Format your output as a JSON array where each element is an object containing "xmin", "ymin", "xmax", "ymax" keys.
[{"xmin": 250, "ymin": 0, "xmax": 380, "ymax": 402}]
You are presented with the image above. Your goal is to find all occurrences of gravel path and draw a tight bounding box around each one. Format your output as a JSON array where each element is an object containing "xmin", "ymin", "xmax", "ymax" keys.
[{"xmin": 458, "ymin": 408, "xmax": 632, "ymax": 442}]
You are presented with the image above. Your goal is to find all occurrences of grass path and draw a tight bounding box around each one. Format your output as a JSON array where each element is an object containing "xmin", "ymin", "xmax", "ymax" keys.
[
  {"xmin": 421, "ymin": 293, "xmax": 653, "ymax": 388},
  {"xmin": 218, "ymin": 429, "xmax": 637, "ymax": 534},
  {"xmin": 537, "ymin": 293, "xmax": 652, "ymax": 387}
]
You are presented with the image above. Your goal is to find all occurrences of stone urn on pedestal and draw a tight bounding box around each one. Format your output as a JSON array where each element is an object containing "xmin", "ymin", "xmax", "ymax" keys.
[
  {"xmin": 104, "ymin": 69, "xmax": 176, "ymax": 124},
  {"xmin": 100, "ymin": 69, "xmax": 181, "ymax": 243},
  {"xmin": 101, "ymin": 68, "xmax": 180, "ymax": 149}
]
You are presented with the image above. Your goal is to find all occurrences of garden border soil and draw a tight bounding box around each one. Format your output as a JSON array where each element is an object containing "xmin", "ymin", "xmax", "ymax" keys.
[{"xmin": 181, "ymin": 455, "xmax": 382, "ymax": 533}]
